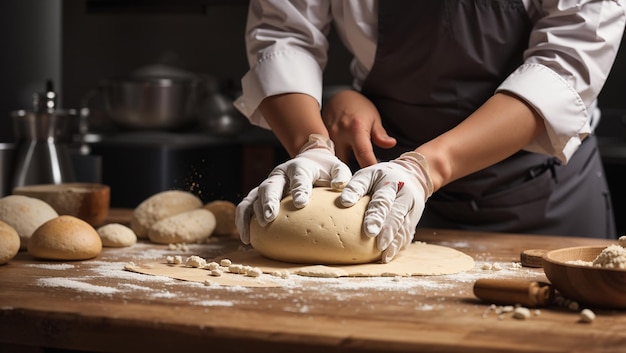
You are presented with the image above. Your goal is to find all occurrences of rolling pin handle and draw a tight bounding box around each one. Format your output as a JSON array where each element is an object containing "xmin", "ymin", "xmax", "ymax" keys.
[
  {"xmin": 473, "ymin": 279, "xmax": 554, "ymax": 308},
  {"xmin": 529, "ymin": 281, "xmax": 554, "ymax": 307}
]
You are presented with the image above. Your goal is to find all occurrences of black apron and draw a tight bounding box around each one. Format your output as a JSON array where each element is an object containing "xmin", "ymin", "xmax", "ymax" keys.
[{"xmin": 360, "ymin": 0, "xmax": 616, "ymax": 238}]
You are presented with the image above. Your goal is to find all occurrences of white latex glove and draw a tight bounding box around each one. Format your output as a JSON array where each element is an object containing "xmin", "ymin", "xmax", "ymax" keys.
[
  {"xmin": 236, "ymin": 134, "xmax": 352, "ymax": 244},
  {"xmin": 340, "ymin": 152, "xmax": 433, "ymax": 263}
]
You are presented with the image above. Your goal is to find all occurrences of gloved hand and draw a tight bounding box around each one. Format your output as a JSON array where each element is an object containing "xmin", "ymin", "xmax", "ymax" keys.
[
  {"xmin": 340, "ymin": 152, "xmax": 434, "ymax": 263},
  {"xmin": 236, "ymin": 134, "xmax": 352, "ymax": 244}
]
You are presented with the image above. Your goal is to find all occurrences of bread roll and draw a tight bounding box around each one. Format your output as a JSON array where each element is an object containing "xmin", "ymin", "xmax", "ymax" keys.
[
  {"xmin": 250, "ymin": 188, "xmax": 380, "ymax": 265},
  {"xmin": 0, "ymin": 195, "xmax": 58, "ymax": 250},
  {"xmin": 28, "ymin": 215, "xmax": 102, "ymax": 261},
  {"xmin": 131, "ymin": 190, "xmax": 202, "ymax": 239},
  {"xmin": 148, "ymin": 208, "xmax": 216, "ymax": 244},
  {"xmin": 0, "ymin": 220, "xmax": 20, "ymax": 264},
  {"xmin": 203, "ymin": 200, "xmax": 237, "ymax": 236},
  {"xmin": 97, "ymin": 223, "xmax": 137, "ymax": 247}
]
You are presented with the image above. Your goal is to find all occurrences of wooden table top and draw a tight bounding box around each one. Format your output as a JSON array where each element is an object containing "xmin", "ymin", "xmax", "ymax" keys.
[{"xmin": 0, "ymin": 209, "xmax": 624, "ymax": 353}]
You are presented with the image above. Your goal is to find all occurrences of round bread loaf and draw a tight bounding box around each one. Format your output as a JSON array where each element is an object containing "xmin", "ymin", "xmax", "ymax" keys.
[
  {"xmin": 131, "ymin": 190, "xmax": 203, "ymax": 239},
  {"xmin": 0, "ymin": 220, "xmax": 20, "ymax": 265},
  {"xmin": 203, "ymin": 200, "xmax": 237, "ymax": 236},
  {"xmin": 250, "ymin": 188, "xmax": 380, "ymax": 264},
  {"xmin": 97, "ymin": 223, "xmax": 137, "ymax": 247},
  {"xmin": 28, "ymin": 215, "xmax": 102, "ymax": 260},
  {"xmin": 148, "ymin": 208, "xmax": 216, "ymax": 244},
  {"xmin": 0, "ymin": 195, "xmax": 59, "ymax": 250}
]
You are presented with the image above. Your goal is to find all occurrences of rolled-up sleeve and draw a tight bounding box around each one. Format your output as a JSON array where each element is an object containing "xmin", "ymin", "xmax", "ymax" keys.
[
  {"xmin": 235, "ymin": 0, "xmax": 332, "ymax": 129},
  {"xmin": 497, "ymin": 0, "xmax": 625, "ymax": 163}
]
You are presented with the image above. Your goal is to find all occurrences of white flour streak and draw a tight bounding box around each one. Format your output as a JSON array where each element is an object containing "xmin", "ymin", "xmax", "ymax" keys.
[
  {"xmin": 37, "ymin": 277, "xmax": 119, "ymax": 294},
  {"xmin": 151, "ymin": 291, "xmax": 177, "ymax": 298},
  {"xmin": 195, "ymin": 300, "xmax": 235, "ymax": 307},
  {"xmin": 85, "ymin": 261, "xmax": 174, "ymax": 283},
  {"xmin": 24, "ymin": 263, "xmax": 75, "ymax": 270},
  {"xmin": 119, "ymin": 283, "xmax": 153, "ymax": 291}
]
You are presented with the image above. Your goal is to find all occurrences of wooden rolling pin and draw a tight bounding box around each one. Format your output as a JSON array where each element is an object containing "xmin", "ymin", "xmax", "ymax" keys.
[{"xmin": 473, "ymin": 278, "xmax": 555, "ymax": 307}]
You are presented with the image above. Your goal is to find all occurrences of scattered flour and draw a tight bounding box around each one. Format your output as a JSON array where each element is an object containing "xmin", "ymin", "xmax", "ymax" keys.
[
  {"xmin": 119, "ymin": 283, "xmax": 154, "ymax": 291},
  {"xmin": 151, "ymin": 291, "xmax": 178, "ymax": 299},
  {"xmin": 37, "ymin": 278, "xmax": 119, "ymax": 295},
  {"xmin": 23, "ymin": 238, "xmax": 549, "ymax": 315},
  {"xmin": 24, "ymin": 263, "xmax": 75, "ymax": 270},
  {"xmin": 195, "ymin": 300, "xmax": 235, "ymax": 307}
]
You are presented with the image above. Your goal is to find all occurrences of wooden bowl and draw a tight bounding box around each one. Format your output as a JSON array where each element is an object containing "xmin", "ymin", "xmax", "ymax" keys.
[
  {"xmin": 542, "ymin": 246, "xmax": 626, "ymax": 309},
  {"xmin": 13, "ymin": 183, "xmax": 110, "ymax": 226}
]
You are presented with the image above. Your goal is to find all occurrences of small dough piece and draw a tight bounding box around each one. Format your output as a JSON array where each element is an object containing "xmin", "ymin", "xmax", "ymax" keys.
[
  {"xmin": 618, "ymin": 236, "xmax": 626, "ymax": 248},
  {"xmin": 580, "ymin": 308, "xmax": 596, "ymax": 323},
  {"xmin": 96, "ymin": 223, "xmax": 137, "ymax": 247},
  {"xmin": 185, "ymin": 255, "xmax": 207, "ymax": 268},
  {"xmin": 0, "ymin": 195, "xmax": 58, "ymax": 250},
  {"xmin": 203, "ymin": 200, "xmax": 237, "ymax": 236},
  {"xmin": 250, "ymin": 188, "xmax": 378, "ymax": 265},
  {"xmin": 131, "ymin": 190, "xmax": 203, "ymax": 239},
  {"xmin": 28, "ymin": 215, "xmax": 102, "ymax": 261},
  {"xmin": 148, "ymin": 208, "xmax": 216, "ymax": 244},
  {"xmin": 513, "ymin": 307, "xmax": 531, "ymax": 320},
  {"xmin": 0, "ymin": 220, "xmax": 20, "ymax": 264}
]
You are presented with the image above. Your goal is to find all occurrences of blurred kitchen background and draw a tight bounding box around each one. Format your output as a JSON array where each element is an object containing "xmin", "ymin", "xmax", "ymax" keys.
[{"xmin": 0, "ymin": 0, "xmax": 625, "ymax": 234}]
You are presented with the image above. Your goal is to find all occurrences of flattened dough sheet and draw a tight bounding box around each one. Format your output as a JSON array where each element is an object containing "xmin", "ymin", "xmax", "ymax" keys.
[{"xmin": 127, "ymin": 242, "xmax": 475, "ymax": 287}]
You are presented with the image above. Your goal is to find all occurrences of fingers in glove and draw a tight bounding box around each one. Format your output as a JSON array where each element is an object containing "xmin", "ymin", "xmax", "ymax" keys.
[
  {"xmin": 287, "ymin": 163, "xmax": 316, "ymax": 208},
  {"xmin": 362, "ymin": 181, "xmax": 398, "ymax": 237},
  {"xmin": 339, "ymin": 169, "xmax": 374, "ymax": 206},
  {"xmin": 235, "ymin": 187, "xmax": 258, "ymax": 244},
  {"xmin": 381, "ymin": 235, "xmax": 403, "ymax": 263},
  {"xmin": 257, "ymin": 173, "xmax": 288, "ymax": 224},
  {"xmin": 375, "ymin": 186, "xmax": 415, "ymax": 250},
  {"xmin": 330, "ymin": 162, "xmax": 352, "ymax": 190}
]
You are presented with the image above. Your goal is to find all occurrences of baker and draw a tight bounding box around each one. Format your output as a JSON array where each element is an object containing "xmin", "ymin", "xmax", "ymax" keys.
[{"xmin": 234, "ymin": 0, "xmax": 626, "ymax": 263}]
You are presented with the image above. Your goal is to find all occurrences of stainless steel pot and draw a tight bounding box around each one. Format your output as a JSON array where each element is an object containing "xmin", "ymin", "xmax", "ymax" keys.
[{"xmin": 100, "ymin": 77, "xmax": 206, "ymax": 130}]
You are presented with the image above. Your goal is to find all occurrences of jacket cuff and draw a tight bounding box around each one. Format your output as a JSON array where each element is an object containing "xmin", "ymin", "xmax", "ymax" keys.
[{"xmin": 496, "ymin": 63, "xmax": 591, "ymax": 164}]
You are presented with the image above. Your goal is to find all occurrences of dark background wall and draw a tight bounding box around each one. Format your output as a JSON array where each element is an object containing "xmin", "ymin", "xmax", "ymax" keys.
[
  {"xmin": 1, "ymin": 0, "xmax": 624, "ymax": 142},
  {"xmin": 0, "ymin": 0, "xmax": 353, "ymax": 138},
  {"xmin": 0, "ymin": 0, "xmax": 62, "ymax": 142}
]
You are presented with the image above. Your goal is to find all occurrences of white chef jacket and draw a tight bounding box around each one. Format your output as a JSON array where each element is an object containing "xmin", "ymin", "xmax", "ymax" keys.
[{"xmin": 235, "ymin": 0, "xmax": 626, "ymax": 163}]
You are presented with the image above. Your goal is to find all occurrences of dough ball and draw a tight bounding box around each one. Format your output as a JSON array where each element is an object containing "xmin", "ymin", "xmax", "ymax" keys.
[
  {"xmin": 148, "ymin": 208, "xmax": 216, "ymax": 244},
  {"xmin": 203, "ymin": 200, "xmax": 237, "ymax": 236},
  {"xmin": 250, "ymin": 188, "xmax": 379, "ymax": 265},
  {"xmin": 131, "ymin": 190, "xmax": 203, "ymax": 239},
  {"xmin": 28, "ymin": 215, "xmax": 102, "ymax": 261},
  {"xmin": 97, "ymin": 223, "xmax": 137, "ymax": 248},
  {"xmin": 0, "ymin": 195, "xmax": 59, "ymax": 250},
  {"xmin": 0, "ymin": 220, "xmax": 20, "ymax": 265}
]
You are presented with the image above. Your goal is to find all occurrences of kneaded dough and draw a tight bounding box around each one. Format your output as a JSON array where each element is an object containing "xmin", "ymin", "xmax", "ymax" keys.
[
  {"xmin": 250, "ymin": 188, "xmax": 378, "ymax": 265},
  {"xmin": 28, "ymin": 215, "xmax": 102, "ymax": 261},
  {"xmin": 203, "ymin": 200, "xmax": 237, "ymax": 236},
  {"xmin": 0, "ymin": 195, "xmax": 58, "ymax": 250},
  {"xmin": 131, "ymin": 190, "xmax": 203, "ymax": 239},
  {"xmin": 148, "ymin": 208, "xmax": 216, "ymax": 244},
  {"xmin": 97, "ymin": 223, "xmax": 137, "ymax": 248},
  {"xmin": 0, "ymin": 220, "xmax": 20, "ymax": 265}
]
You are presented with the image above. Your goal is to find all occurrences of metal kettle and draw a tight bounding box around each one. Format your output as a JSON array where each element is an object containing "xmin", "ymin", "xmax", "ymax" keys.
[{"xmin": 11, "ymin": 81, "xmax": 79, "ymax": 187}]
